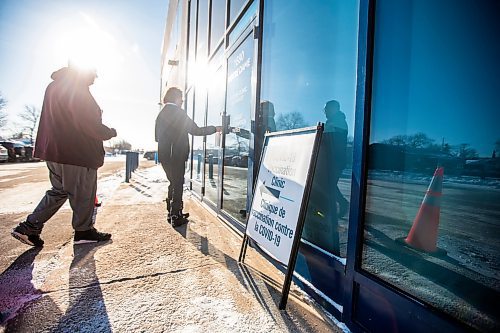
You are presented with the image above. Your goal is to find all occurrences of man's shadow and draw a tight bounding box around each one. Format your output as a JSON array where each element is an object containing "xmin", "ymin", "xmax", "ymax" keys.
[
  {"xmin": 1, "ymin": 248, "xmax": 42, "ymax": 325},
  {"xmin": 0, "ymin": 248, "xmax": 61, "ymax": 331},
  {"xmin": 52, "ymin": 243, "xmax": 112, "ymax": 332},
  {"xmin": 173, "ymin": 225, "xmax": 322, "ymax": 332}
]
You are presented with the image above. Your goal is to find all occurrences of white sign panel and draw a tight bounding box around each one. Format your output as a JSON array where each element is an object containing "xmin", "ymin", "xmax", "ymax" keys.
[{"xmin": 246, "ymin": 131, "xmax": 317, "ymax": 264}]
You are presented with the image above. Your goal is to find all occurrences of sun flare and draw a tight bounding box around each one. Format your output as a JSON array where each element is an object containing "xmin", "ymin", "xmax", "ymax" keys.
[{"xmin": 52, "ymin": 13, "xmax": 122, "ymax": 76}]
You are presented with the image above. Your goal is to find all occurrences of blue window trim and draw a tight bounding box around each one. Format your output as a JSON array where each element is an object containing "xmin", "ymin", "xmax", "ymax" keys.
[{"xmin": 342, "ymin": 0, "xmax": 373, "ymax": 327}]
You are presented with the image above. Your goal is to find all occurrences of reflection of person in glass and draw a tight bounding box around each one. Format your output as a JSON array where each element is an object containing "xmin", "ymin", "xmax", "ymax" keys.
[
  {"xmin": 303, "ymin": 99, "xmax": 348, "ymax": 255},
  {"xmin": 324, "ymin": 100, "xmax": 349, "ymax": 218},
  {"xmin": 261, "ymin": 100, "xmax": 276, "ymax": 133},
  {"xmin": 227, "ymin": 100, "xmax": 276, "ymax": 140},
  {"xmin": 155, "ymin": 87, "xmax": 221, "ymax": 227}
]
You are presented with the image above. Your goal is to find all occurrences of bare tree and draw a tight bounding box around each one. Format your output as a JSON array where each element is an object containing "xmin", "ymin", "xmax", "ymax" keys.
[
  {"xmin": 457, "ymin": 143, "xmax": 478, "ymax": 159},
  {"xmin": 407, "ymin": 132, "xmax": 434, "ymax": 148},
  {"xmin": 112, "ymin": 139, "xmax": 132, "ymax": 151},
  {"xmin": 382, "ymin": 134, "xmax": 408, "ymax": 146},
  {"xmin": 276, "ymin": 111, "xmax": 306, "ymax": 131},
  {"xmin": 0, "ymin": 92, "xmax": 7, "ymax": 130},
  {"xmin": 20, "ymin": 105, "xmax": 41, "ymax": 144},
  {"xmin": 383, "ymin": 132, "xmax": 434, "ymax": 149}
]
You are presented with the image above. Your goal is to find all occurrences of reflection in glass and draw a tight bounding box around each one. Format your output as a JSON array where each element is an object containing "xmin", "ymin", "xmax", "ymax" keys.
[
  {"xmin": 192, "ymin": 88, "xmax": 206, "ymax": 196},
  {"xmin": 197, "ymin": 0, "xmax": 208, "ymax": 59},
  {"xmin": 304, "ymin": 100, "xmax": 349, "ymax": 256},
  {"xmin": 185, "ymin": 89, "xmax": 194, "ymax": 179},
  {"xmin": 228, "ymin": 0, "xmax": 256, "ymax": 46},
  {"xmin": 229, "ymin": 0, "xmax": 247, "ymax": 25},
  {"xmin": 362, "ymin": 1, "xmax": 500, "ymax": 331},
  {"xmin": 223, "ymin": 33, "xmax": 253, "ymax": 223},
  {"xmin": 205, "ymin": 57, "xmax": 225, "ymax": 205},
  {"xmin": 261, "ymin": 0, "xmax": 359, "ymax": 257},
  {"xmin": 210, "ymin": 0, "xmax": 226, "ymax": 53},
  {"xmin": 187, "ymin": 0, "xmax": 197, "ymax": 85}
]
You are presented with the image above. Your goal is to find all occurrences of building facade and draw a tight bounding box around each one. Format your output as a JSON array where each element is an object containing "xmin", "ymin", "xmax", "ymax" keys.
[{"xmin": 160, "ymin": 1, "xmax": 500, "ymax": 332}]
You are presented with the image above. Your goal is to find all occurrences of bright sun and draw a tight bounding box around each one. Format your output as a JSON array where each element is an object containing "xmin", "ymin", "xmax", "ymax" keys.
[{"xmin": 52, "ymin": 13, "xmax": 122, "ymax": 75}]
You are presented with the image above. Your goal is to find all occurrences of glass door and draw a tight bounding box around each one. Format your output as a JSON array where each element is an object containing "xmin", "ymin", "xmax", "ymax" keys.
[
  {"xmin": 221, "ymin": 30, "xmax": 256, "ymax": 224},
  {"xmin": 191, "ymin": 88, "xmax": 206, "ymax": 197},
  {"xmin": 204, "ymin": 48, "xmax": 225, "ymax": 207}
]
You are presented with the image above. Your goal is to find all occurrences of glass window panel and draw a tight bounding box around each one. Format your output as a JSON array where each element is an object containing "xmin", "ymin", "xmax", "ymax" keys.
[
  {"xmin": 205, "ymin": 49, "xmax": 225, "ymax": 205},
  {"xmin": 223, "ymin": 34, "xmax": 254, "ymax": 223},
  {"xmin": 261, "ymin": 0, "xmax": 359, "ymax": 257},
  {"xmin": 192, "ymin": 87, "xmax": 207, "ymax": 196},
  {"xmin": 210, "ymin": 0, "xmax": 226, "ymax": 54},
  {"xmin": 185, "ymin": 89, "xmax": 194, "ymax": 179},
  {"xmin": 188, "ymin": 0, "xmax": 198, "ymax": 86},
  {"xmin": 197, "ymin": 0, "xmax": 209, "ymax": 60},
  {"xmin": 229, "ymin": 0, "xmax": 246, "ymax": 25},
  {"xmin": 228, "ymin": 0, "xmax": 256, "ymax": 46},
  {"xmin": 362, "ymin": 1, "xmax": 500, "ymax": 331}
]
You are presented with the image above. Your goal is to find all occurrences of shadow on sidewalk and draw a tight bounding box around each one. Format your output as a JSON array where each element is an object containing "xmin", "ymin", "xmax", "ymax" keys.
[
  {"xmin": 0, "ymin": 247, "xmax": 61, "ymax": 332},
  {"xmin": 173, "ymin": 224, "xmax": 320, "ymax": 332},
  {"xmin": 51, "ymin": 242, "xmax": 112, "ymax": 332}
]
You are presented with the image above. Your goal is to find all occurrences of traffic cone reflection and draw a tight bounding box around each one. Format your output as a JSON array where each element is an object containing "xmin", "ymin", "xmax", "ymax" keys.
[{"xmin": 404, "ymin": 167, "xmax": 444, "ymax": 252}]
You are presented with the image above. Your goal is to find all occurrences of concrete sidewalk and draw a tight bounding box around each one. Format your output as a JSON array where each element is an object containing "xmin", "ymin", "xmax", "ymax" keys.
[{"xmin": 0, "ymin": 164, "xmax": 345, "ymax": 332}]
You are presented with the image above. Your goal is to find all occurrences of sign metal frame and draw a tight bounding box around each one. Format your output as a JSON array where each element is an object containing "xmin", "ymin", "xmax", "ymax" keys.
[{"xmin": 238, "ymin": 123, "xmax": 324, "ymax": 310}]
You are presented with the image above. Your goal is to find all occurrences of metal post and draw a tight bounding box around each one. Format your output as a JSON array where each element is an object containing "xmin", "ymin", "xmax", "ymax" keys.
[
  {"xmin": 125, "ymin": 152, "xmax": 131, "ymax": 183},
  {"xmin": 197, "ymin": 153, "xmax": 202, "ymax": 177},
  {"xmin": 208, "ymin": 154, "xmax": 214, "ymax": 179}
]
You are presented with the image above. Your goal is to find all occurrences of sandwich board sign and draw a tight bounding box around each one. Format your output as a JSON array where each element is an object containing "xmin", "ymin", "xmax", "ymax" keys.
[{"xmin": 239, "ymin": 123, "xmax": 323, "ymax": 310}]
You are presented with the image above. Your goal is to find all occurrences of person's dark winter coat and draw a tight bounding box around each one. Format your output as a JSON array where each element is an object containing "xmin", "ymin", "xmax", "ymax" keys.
[
  {"xmin": 155, "ymin": 103, "xmax": 216, "ymax": 163},
  {"xmin": 34, "ymin": 67, "xmax": 116, "ymax": 169}
]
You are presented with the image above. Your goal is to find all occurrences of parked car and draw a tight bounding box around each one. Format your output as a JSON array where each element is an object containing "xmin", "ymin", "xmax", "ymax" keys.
[
  {"xmin": 231, "ymin": 154, "xmax": 248, "ymax": 167},
  {"xmin": 0, "ymin": 145, "xmax": 8, "ymax": 162},
  {"xmin": 143, "ymin": 151, "xmax": 157, "ymax": 160},
  {"xmin": 0, "ymin": 141, "xmax": 26, "ymax": 162}
]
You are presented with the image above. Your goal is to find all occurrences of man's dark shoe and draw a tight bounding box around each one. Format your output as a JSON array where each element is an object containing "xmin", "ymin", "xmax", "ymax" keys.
[
  {"xmin": 171, "ymin": 214, "xmax": 189, "ymax": 227},
  {"xmin": 167, "ymin": 212, "xmax": 189, "ymax": 223},
  {"xmin": 74, "ymin": 228, "xmax": 112, "ymax": 244},
  {"xmin": 11, "ymin": 226, "xmax": 44, "ymax": 247}
]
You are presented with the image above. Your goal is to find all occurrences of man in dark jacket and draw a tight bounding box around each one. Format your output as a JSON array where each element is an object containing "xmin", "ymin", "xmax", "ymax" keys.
[
  {"xmin": 155, "ymin": 87, "xmax": 220, "ymax": 227},
  {"xmin": 11, "ymin": 66, "xmax": 117, "ymax": 247}
]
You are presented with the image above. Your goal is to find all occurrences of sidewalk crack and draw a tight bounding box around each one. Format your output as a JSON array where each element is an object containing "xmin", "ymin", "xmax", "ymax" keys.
[{"xmin": 41, "ymin": 263, "xmax": 218, "ymax": 295}]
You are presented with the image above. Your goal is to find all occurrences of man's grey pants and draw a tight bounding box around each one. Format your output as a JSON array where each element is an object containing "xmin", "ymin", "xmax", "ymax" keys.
[{"xmin": 19, "ymin": 161, "xmax": 97, "ymax": 235}]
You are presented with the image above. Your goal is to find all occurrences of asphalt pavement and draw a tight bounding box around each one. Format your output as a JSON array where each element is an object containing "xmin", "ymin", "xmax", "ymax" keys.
[{"xmin": 0, "ymin": 162, "xmax": 345, "ymax": 333}]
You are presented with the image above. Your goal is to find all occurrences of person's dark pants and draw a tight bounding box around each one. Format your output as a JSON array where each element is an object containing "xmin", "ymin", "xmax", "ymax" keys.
[
  {"xmin": 18, "ymin": 161, "xmax": 97, "ymax": 235},
  {"xmin": 161, "ymin": 159, "xmax": 186, "ymax": 215}
]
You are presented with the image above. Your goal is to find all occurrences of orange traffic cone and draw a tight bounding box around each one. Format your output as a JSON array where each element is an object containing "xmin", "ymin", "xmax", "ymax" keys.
[
  {"xmin": 94, "ymin": 195, "xmax": 101, "ymax": 207},
  {"xmin": 404, "ymin": 167, "xmax": 444, "ymax": 253}
]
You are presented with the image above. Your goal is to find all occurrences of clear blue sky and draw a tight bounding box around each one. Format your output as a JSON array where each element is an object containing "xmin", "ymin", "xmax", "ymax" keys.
[{"xmin": 0, "ymin": 0, "xmax": 169, "ymax": 150}]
